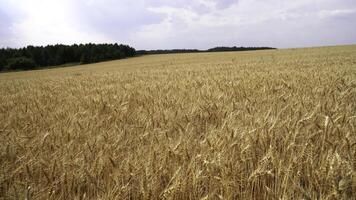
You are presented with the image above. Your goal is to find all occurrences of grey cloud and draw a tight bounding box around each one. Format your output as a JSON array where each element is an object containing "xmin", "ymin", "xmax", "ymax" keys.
[
  {"xmin": 68, "ymin": 0, "xmax": 238, "ymax": 43},
  {"xmin": 215, "ymin": 0, "xmax": 238, "ymax": 9},
  {"xmin": 0, "ymin": 9, "xmax": 11, "ymax": 37},
  {"xmin": 131, "ymin": 0, "xmax": 356, "ymax": 49},
  {"xmin": 149, "ymin": 0, "xmax": 238, "ymax": 13},
  {"xmin": 70, "ymin": 0, "xmax": 165, "ymax": 39},
  {"xmin": 319, "ymin": 9, "xmax": 356, "ymax": 20},
  {"xmin": 0, "ymin": 0, "xmax": 355, "ymax": 49},
  {"xmin": 0, "ymin": 1, "xmax": 25, "ymax": 47}
]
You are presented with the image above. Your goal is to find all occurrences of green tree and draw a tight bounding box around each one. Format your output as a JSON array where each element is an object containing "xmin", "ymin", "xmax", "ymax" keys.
[{"xmin": 6, "ymin": 57, "xmax": 36, "ymax": 71}]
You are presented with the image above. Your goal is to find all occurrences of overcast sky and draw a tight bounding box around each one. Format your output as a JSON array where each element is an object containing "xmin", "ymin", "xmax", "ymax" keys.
[{"xmin": 1, "ymin": 0, "xmax": 356, "ymax": 49}]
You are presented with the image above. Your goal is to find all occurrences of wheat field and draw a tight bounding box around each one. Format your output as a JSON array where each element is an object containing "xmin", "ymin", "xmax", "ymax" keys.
[{"xmin": 0, "ymin": 45, "xmax": 356, "ymax": 199}]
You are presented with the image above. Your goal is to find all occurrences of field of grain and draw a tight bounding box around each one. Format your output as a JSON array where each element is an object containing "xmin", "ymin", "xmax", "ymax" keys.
[{"xmin": 0, "ymin": 45, "xmax": 356, "ymax": 199}]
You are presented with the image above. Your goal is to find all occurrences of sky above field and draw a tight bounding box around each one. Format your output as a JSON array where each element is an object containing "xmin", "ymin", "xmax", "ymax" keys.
[{"xmin": 1, "ymin": 0, "xmax": 356, "ymax": 49}]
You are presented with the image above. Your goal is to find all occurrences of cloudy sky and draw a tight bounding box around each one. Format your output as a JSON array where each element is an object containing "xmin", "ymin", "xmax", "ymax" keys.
[{"xmin": 1, "ymin": 0, "xmax": 356, "ymax": 49}]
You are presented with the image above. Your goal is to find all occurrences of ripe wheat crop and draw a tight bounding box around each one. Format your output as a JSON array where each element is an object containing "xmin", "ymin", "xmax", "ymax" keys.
[{"xmin": 0, "ymin": 45, "xmax": 356, "ymax": 199}]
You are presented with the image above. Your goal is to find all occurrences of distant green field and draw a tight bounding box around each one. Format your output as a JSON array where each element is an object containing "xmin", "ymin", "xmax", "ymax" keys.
[{"xmin": 1, "ymin": 45, "xmax": 355, "ymax": 199}]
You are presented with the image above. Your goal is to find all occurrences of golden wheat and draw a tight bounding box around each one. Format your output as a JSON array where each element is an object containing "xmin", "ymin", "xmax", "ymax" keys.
[{"xmin": 0, "ymin": 45, "xmax": 356, "ymax": 199}]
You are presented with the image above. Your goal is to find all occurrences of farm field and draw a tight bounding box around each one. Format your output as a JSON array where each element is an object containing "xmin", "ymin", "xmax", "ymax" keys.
[{"xmin": 0, "ymin": 45, "xmax": 356, "ymax": 199}]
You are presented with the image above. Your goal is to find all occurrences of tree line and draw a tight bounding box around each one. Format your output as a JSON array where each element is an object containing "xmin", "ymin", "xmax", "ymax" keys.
[
  {"xmin": 136, "ymin": 49, "xmax": 200, "ymax": 55},
  {"xmin": 0, "ymin": 44, "xmax": 276, "ymax": 72},
  {"xmin": 0, "ymin": 43, "xmax": 136, "ymax": 71},
  {"xmin": 207, "ymin": 46, "xmax": 275, "ymax": 52},
  {"xmin": 136, "ymin": 46, "xmax": 275, "ymax": 55}
]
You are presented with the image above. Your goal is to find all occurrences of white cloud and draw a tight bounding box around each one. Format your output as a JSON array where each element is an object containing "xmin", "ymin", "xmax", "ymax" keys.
[
  {"xmin": 1, "ymin": 0, "xmax": 356, "ymax": 48},
  {"xmin": 318, "ymin": 9, "xmax": 356, "ymax": 19},
  {"xmin": 131, "ymin": 0, "xmax": 356, "ymax": 49},
  {"xmin": 1, "ymin": 0, "xmax": 111, "ymax": 47}
]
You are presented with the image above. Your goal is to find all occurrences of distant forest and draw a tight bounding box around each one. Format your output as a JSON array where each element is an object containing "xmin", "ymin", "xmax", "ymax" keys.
[
  {"xmin": 0, "ymin": 44, "xmax": 275, "ymax": 71},
  {"xmin": 136, "ymin": 46, "xmax": 275, "ymax": 55},
  {"xmin": 0, "ymin": 43, "xmax": 136, "ymax": 71}
]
